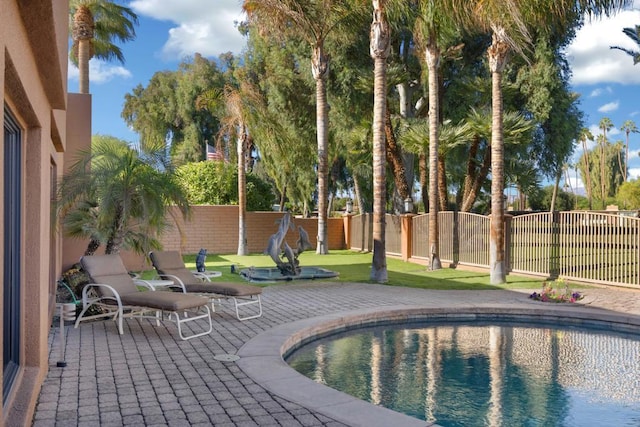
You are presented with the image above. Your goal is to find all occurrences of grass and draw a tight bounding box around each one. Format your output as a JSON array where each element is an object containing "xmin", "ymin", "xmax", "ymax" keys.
[{"xmin": 141, "ymin": 250, "xmax": 585, "ymax": 291}]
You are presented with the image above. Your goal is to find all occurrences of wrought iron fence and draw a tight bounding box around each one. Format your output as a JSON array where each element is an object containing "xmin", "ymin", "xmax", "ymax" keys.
[{"xmin": 349, "ymin": 211, "xmax": 640, "ymax": 288}]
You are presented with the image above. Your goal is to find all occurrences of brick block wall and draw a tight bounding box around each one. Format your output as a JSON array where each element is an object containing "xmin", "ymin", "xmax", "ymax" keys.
[{"xmin": 161, "ymin": 206, "xmax": 346, "ymax": 254}]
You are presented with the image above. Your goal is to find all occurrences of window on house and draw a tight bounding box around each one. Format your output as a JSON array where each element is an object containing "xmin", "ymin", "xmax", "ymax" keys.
[{"xmin": 3, "ymin": 105, "xmax": 22, "ymax": 402}]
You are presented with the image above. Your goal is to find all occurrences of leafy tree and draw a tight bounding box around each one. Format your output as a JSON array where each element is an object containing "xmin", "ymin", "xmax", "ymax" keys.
[
  {"xmin": 122, "ymin": 54, "xmax": 224, "ymax": 164},
  {"xmin": 529, "ymin": 186, "xmax": 573, "ymax": 211},
  {"xmin": 58, "ymin": 135, "xmax": 190, "ymax": 255},
  {"xmin": 175, "ymin": 161, "xmax": 273, "ymax": 211},
  {"xmin": 616, "ymin": 179, "xmax": 640, "ymax": 209},
  {"xmin": 577, "ymin": 140, "xmax": 624, "ymax": 208},
  {"xmin": 69, "ymin": 0, "xmax": 138, "ymax": 94},
  {"xmin": 243, "ymin": 0, "xmax": 366, "ymax": 255}
]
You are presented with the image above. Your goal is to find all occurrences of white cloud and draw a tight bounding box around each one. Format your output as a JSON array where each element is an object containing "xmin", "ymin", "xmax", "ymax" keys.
[
  {"xmin": 566, "ymin": 8, "xmax": 640, "ymax": 85},
  {"xmin": 628, "ymin": 167, "xmax": 640, "ymax": 180},
  {"xmin": 67, "ymin": 59, "xmax": 132, "ymax": 85},
  {"xmin": 598, "ymin": 100, "xmax": 620, "ymax": 113},
  {"xmin": 589, "ymin": 87, "xmax": 613, "ymax": 97},
  {"xmin": 130, "ymin": 0, "xmax": 247, "ymax": 60}
]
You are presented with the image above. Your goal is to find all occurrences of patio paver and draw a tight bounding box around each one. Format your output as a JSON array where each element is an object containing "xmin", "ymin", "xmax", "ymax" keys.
[{"xmin": 34, "ymin": 281, "xmax": 640, "ymax": 426}]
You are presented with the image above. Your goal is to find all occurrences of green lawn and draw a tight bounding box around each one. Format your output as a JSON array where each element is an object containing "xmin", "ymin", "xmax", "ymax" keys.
[{"xmin": 141, "ymin": 250, "xmax": 582, "ymax": 291}]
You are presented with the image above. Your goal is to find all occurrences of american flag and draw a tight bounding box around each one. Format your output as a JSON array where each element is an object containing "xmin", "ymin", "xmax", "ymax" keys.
[{"xmin": 206, "ymin": 143, "xmax": 225, "ymax": 162}]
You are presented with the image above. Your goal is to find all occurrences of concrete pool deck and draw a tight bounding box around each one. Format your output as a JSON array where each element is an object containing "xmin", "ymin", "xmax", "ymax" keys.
[{"xmin": 33, "ymin": 282, "xmax": 640, "ymax": 426}]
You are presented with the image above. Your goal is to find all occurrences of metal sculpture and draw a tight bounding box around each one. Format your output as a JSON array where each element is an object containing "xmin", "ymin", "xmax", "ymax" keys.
[{"xmin": 264, "ymin": 213, "xmax": 312, "ymax": 276}]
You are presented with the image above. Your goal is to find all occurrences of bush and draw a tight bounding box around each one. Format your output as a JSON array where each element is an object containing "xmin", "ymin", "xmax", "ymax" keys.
[{"xmin": 176, "ymin": 161, "xmax": 274, "ymax": 210}]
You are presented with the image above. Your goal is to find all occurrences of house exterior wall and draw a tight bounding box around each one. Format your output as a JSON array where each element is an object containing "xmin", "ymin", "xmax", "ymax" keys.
[{"xmin": 0, "ymin": 2, "xmax": 79, "ymax": 426}]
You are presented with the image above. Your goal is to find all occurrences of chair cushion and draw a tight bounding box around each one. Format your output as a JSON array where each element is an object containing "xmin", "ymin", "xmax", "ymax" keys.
[
  {"xmin": 120, "ymin": 291, "xmax": 209, "ymax": 311},
  {"xmin": 184, "ymin": 282, "xmax": 262, "ymax": 297},
  {"xmin": 150, "ymin": 250, "xmax": 262, "ymax": 296},
  {"xmin": 81, "ymin": 255, "xmax": 139, "ymax": 296}
]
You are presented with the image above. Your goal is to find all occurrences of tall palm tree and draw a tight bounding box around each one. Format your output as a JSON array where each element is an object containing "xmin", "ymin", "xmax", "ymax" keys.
[
  {"xmin": 620, "ymin": 119, "xmax": 638, "ymax": 181},
  {"xmin": 599, "ymin": 117, "xmax": 613, "ymax": 207},
  {"xmin": 370, "ymin": 0, "xmax": 392, "ymax": 282},
  {"xmin": 58, "ymin": 136, "xmax": 190, "ymax": 255},
  {"xmin": 461, "ymin": 0, "xmax": 628, "ymax": 284},
  {"xmin": 413, "ymin": 0, "xmax": 459, "ymax": 270},
  {"xmin": 610, "ymin": 25, "xmax": 640, "ymax": 64},
  {"xmin": 69, "ymin": 0, "xmax": 138, "ymax": 94},
  {"xmin": 578, "ymin": 127, "xmax": 594, "ymax": 209},
  {"xmin": 243, "ymin": 0, "xmax": 364, "ymax": 254}
]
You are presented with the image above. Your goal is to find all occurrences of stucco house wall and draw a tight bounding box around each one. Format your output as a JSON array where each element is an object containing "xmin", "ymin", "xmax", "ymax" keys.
[{"xmin": 0, "ymin": 2, "xmax": 87, "ymax": 426}]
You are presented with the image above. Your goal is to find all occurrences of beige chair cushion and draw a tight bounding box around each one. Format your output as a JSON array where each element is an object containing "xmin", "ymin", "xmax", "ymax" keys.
[
  {"xmin": 150, "ymin": 251, "xmax": 262, "ymax": 296},
  {"xmin": 184, "ymin": 282, "xmax": 262, "ymax": 297},
  {"xmin": 81, "ymin": 254, "xmax": 209, "ymax": 310}
]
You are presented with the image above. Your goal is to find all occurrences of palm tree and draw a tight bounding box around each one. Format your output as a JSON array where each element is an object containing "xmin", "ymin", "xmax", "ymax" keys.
[
  {"xmin": 243, "ymin": 0, "xmax": 364, "ymax": 255},
  {"xmin": 370, "ymin": 0, "xmax": 392, "ymax": 282},
  {"xmin": 620, "ymin": 119, "xmax": 638, "ymax": 181},
  {"xmin": 413, "ymin": 0, "xmax": 459, "ymax": 270},
  {"xmin": 599, "ymin": 117, "xmax": 613, "ymax": 207},
  {"xmin": 610, "ymin": 25, "xmax": 640, "ymax": 64},
  {"xmin": 69, "ymin": 0, "xmax": 138, "ymax": 94},
  {"xmin": 578, "ymin": 127, "xmax": 594, "ymax": 209},
  {"xmin": 58, "ymin": 136, "xmax": 190, "ymax": 255},
  {"xmin": 461, "ymin": 0, "xmax": 628, "ymax": 284}
]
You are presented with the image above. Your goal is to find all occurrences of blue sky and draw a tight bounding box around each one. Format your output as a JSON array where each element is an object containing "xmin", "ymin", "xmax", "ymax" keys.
[{"xmin": 67, "ymin": 0, "xmax": 640, "ymax": 193}]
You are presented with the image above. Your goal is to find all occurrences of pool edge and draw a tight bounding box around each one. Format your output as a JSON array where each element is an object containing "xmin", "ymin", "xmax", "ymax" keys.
[{"xmin": 237, "ymin": 303, "xmax": 640, "ymax": 427}]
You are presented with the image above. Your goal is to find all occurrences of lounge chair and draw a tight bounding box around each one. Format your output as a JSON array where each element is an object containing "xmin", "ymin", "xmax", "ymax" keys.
[
  {"xmin": 149, "ymin": 250, "xmax": 263, "ymax": 321},
  {"xmin": 74, "ymin": 254, "xmax": 213, "ymax": 340}
]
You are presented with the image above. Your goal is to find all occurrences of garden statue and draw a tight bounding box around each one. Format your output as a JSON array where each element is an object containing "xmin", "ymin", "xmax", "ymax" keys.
[{"xmin": 265, "ymin": 213, "xmax": 312, "ymax": 276}]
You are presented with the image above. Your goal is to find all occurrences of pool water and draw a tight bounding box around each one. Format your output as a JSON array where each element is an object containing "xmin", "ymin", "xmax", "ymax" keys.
[{"xmin": 286, "ymin": 321, "xmax": 640, "ymax": 427}]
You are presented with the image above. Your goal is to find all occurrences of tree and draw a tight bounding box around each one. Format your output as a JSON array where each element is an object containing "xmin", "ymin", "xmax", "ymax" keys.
[
  {"xmin": 616, "ymin": 179, "xmax": 640, "ymax": 209},
  {"xmin": 69, "ymin": 0, "xmax": 138, "ymax": 94},
  {"xmin": 413, "ymin": 0, "xmax": 460, "ymax": 270},
  {"xmin": 243, "ymin": 0, "xmax": 365, "ymax": 254},
  {"xmin": 598, "ymin": 117, "xmax": 613, "ymax": 207},
  {"xmin": 578, "ymin": 127, "xmax": 594, "ymax": 209},
  {"xmin": 175, "ymin": 161, "xmax": 273, "ymax": 210},
  {"xmin": 620, "ymin": 119, "xmax": 638, "ymax": 181},
  {"xmin": 461, "ymin": 0, "xmax": 628, "ymax": 284},
  {"xmin": 610, "ymin": 25, "xmax": 640, "ymax": 64},
  {"xmin": 370, "ymin": 0, "xmax": 392, "ymax": 282},
  {"xmin": 122, "ymin": 54, "xmax": 224, "ymax": 164},
  {"xmin": 58, "ymin": 135, "xmax": 190, "ymax": 255}
]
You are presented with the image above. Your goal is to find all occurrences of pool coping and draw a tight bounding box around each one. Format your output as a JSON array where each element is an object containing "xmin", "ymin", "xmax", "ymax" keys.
[{"xmin": 237, "ymin": 302, "xmax": 640, "ymax": 427}]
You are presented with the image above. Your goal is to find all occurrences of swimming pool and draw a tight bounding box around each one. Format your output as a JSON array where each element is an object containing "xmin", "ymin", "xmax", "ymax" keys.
[{"xmin": 286, "ymin": 319, "xmax": 640, "ymax": 426}]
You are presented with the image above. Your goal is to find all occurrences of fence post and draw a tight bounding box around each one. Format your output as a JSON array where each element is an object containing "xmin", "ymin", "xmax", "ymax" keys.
[
  {"xmin": 504, "ymin": 214, "xmax": 512, "ymax": 272},
  {"xmin": 401, "ymin": 214, "xmax": 413, "ymax": 261},
  {"xmin": 343, "ymin": 214, "xmax": 353, "ymax": 249}
]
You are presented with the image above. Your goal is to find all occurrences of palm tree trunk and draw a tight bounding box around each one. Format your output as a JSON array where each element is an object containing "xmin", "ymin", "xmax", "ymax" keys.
[
  {"xmin": 419, "ymin": 151, "xmax": 428, "ymax": 213},
  {"xmin": 384, "ymin": 108, "xmax": 410, "ymax": 206},
  {"xmin": 237, "ymin": 130, "xmax": 248, "ymax": 255},
  {"xmin": 370, "ymin": 0, "xmax": 390, "ymax": 283},
  {"xmin": 84, "ymin": 238, "xmax": 101, "ymax": 256},
  {"xmin": 488, "ymin": 31, "xmax": 508, "ymax": 285},
  {"xmin": 582, "ymin": 139, "xmax": 593, "ymax": 210},
  {"xmin": 73, "ymin": 6, "xmax": 94, "ymax": 94},
  {"xmin": 312, "ymin": 45, "xmax": 330, "ymax": 254},
  {"xmin": 625, "ymin": 131, "xmax": 629, "ymax": 182},
  {"xmin": 426, "ymin": 44, "xmax": 441, "ymax": 270}
]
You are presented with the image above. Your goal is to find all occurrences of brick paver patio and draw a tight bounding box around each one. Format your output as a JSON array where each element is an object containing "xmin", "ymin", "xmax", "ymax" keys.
[{"xmin": 33, "ymin": 281, "xmax": 640, "ymax": 426}]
